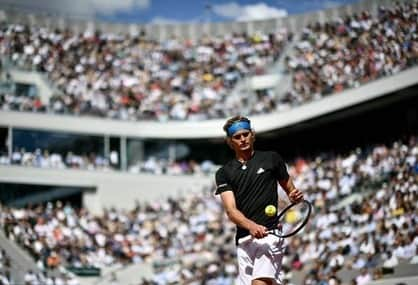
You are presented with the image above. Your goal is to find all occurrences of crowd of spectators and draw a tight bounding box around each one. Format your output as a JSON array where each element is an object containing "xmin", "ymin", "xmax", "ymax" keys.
[
  {"xmin": 286, "ymin": 136, "xmax": 417, "ymax": 285},
  {"xmin": 0, "ymin": 136, "xmax": 416, "ymax": 285},
  {"xmin": 1, "ymin": 148, "xmax": 111, "ymax": 171},
  {"xmin": 22, "ymin": 270, "xmax": 79, "ymax": 285},
  {"xmin": 0, "ymin": 22, "xmax": 289, "ymax": 121},
  {"xmin": 1, "ymin": 248, "xmax": 79, "ymax": 285},
  {"xmin": 129, "ymin": 156, "xmax": 216, "ymax": 175},
  {"xmin": 282, "ymin": 2, "xmax": 418, "ymax": 108},
  {"xmin": 0, "ymin": 148, "xmax": 216, "ymax": 175},
  {"xmin": 0, "ymin": 249, "xmax": 13, "ymax": 285},
  {"xmin": 1, "ymin": 3, "xmax": 417, "ymax": 121}
]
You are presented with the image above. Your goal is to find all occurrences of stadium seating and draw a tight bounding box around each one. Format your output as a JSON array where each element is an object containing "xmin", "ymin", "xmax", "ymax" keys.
[
  {"xmin": 0, "ymin": 1, "xmax": 417, "ymax": 285},
  {"xmin": 1, "ymin": 136, "xmax": 416, "ymax": 284},
  {"xmin": 1, "ymin": 2, "xmax": 417, "ymax": 122},
  {"xmin": 0, "ymin": 148, "xmax": 216, "ymax": 175},
  {"xmin": 0, "ymin": 23, "xmax": 290, "ymax": 121},
  {"xmin": 282, "ymin": 3, "xmax": 418, "ymax": 109}
]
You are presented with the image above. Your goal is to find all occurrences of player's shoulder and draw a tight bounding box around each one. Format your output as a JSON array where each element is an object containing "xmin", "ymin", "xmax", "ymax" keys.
[
  {"xmin": 257, "ymin": 150, "xmax": 276, "ymax": 155},
  {"xmin": 256, "ymin": 150, "xmax": 284, "ymax": 163},
  {"xmin": 256, "ymin": 150, "xmax": 280, "ymax": 158},
  {"xmin": 215, "ymin": 159, "xmax": 236, "ymax": 174}
]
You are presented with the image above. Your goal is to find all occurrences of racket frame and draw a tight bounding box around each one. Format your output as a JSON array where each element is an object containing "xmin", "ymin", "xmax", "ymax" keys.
[{"xmin": 238, "ymin": 199, "xmax": 312, "ymax": 244}]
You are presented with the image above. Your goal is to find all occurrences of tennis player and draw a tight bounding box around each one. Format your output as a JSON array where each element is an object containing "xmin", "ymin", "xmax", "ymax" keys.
[{"xmin": 215, "ymin": 115, "xmax": 304, "ymax": 285}]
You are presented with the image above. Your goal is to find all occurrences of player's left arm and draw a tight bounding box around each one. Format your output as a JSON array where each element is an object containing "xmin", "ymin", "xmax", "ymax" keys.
[{"xmin": 279, "ymin": 176, "xmax": 304, "ymax": 203}]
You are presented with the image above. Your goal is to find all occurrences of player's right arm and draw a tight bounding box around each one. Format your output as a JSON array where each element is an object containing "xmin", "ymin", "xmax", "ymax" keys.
[{"xmin": 219, "ymin": 191, "xmax": 267, "ymax": 239}]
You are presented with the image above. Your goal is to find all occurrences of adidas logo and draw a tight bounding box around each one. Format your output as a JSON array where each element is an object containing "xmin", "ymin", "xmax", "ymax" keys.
[{"xmin": 257, "ymin": 168, "xmax": 265, "ymax": 174}]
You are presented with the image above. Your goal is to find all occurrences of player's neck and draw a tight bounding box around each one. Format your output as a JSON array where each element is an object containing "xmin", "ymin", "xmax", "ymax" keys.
[{"xmin": 236, "ymin": 149, "xmax": 254, "ymax": 163}]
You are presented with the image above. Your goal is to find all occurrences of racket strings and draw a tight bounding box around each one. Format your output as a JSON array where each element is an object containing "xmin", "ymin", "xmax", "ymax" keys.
[{"xmin": 272, "ymin": 201, "xmax": 311, "ymax": 237}]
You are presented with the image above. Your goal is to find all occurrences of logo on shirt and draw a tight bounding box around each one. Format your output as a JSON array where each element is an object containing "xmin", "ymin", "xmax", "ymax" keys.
[{"xmin": 256, "ymin": 167, "xmax": 265, "ymax": 174}]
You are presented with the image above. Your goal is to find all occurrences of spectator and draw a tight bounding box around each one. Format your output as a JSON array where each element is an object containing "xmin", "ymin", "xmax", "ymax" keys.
[{"xmin": 355, "ymin": 268, "xmax": 372, "ymax": 285}]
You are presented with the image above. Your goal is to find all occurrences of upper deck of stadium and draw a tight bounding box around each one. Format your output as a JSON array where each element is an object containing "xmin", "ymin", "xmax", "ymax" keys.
[
  {"xmin": 0, "ymin": 0, "xmax": 404, "ymax": 39},
  {"xmin": 0, "ymin": 0, "xmax": 417, "ymax": 139}
]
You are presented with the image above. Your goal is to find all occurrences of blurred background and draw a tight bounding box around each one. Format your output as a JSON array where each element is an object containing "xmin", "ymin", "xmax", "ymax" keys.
[{"xmin": 0, "ymin": 0, "xmax": 417, "ymax": 284}]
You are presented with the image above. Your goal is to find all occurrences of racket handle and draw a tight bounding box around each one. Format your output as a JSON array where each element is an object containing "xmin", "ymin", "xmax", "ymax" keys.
[{"xmin": 238, "ymin": 230, "xmax": 275, "ymax": 244}]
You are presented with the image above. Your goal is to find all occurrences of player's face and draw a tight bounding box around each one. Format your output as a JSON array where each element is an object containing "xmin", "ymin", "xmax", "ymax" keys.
[{"xmin": 229, "ymin": 130, "xmax": 254, "ymax": 152}]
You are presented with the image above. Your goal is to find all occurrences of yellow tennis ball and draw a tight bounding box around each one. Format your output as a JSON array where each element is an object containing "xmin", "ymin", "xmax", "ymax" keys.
[
  {"xmin": 285, "ymin": 209, "xmax": 298, "ymax": 224},
  {"xmin": 265, "ymin": 205, "xmax": 277, "ymax": 217}
]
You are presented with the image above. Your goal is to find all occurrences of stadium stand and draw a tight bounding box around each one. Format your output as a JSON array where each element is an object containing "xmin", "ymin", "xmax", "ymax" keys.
[
  {"xmin": 282, "ymin": 2, "xmax": 418, "ymax": 108},
  {"xmin": 0, "ymin": 23, "xmax": 290, "ymax": 121},
  {"xmin": 0, "ymin": 1, "xmax": 416, "ymax": 121},
  {"xmin": 0, "ymin": 1, "xmax": 417, "ymax": 285},
  {"xmin": 0, "ymin": 147, "xmax": 216, "ymax": 175},
  {"xmin": 1, "ymin": 136, "xmax": 416, "ymax": 284}
]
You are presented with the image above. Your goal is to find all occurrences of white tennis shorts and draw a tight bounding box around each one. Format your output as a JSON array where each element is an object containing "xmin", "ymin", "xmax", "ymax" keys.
[{"xmin": 236, "ymin": 235, "xmax": 285, "ymax": 285}]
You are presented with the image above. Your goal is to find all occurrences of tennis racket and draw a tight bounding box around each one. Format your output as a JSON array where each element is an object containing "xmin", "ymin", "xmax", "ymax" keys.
[{"xmin": 238, "ymin": 199, "xmax": 312, "ymax": 244}]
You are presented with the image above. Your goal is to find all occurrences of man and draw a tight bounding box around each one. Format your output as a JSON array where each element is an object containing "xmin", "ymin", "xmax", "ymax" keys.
[{"xmin": 215, "ymin": 116, "xmax": 304, "ymax": 285}]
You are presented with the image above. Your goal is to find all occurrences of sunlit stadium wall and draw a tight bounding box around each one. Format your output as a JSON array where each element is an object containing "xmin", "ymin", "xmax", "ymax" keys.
[
  {"xmin": 0, "ymin": 165, "xmax": 213, "ymax": 214},
  {"xmin": 0, "ymin": 0, "xmax": 406, "ymax": 41}
]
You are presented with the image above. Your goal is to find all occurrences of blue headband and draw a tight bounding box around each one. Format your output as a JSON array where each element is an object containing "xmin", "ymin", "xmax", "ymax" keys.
[{"xmin": 227, "ymin": 121, "xmax": 251, "ymax": 136}]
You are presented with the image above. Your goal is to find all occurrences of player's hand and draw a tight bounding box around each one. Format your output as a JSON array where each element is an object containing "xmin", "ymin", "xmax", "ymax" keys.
[
  {"xmin": 249, "ymin": 223, "xmax": 267, "ymax": 239},
  {"xmin": 289, "ymin": 189, "xmax": 304, "ymax": 203}
]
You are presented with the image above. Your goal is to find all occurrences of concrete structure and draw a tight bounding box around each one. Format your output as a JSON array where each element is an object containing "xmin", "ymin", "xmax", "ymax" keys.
[{"xmin": 0, "ymin": 165, "xmax": 212, "ymax": 213}]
